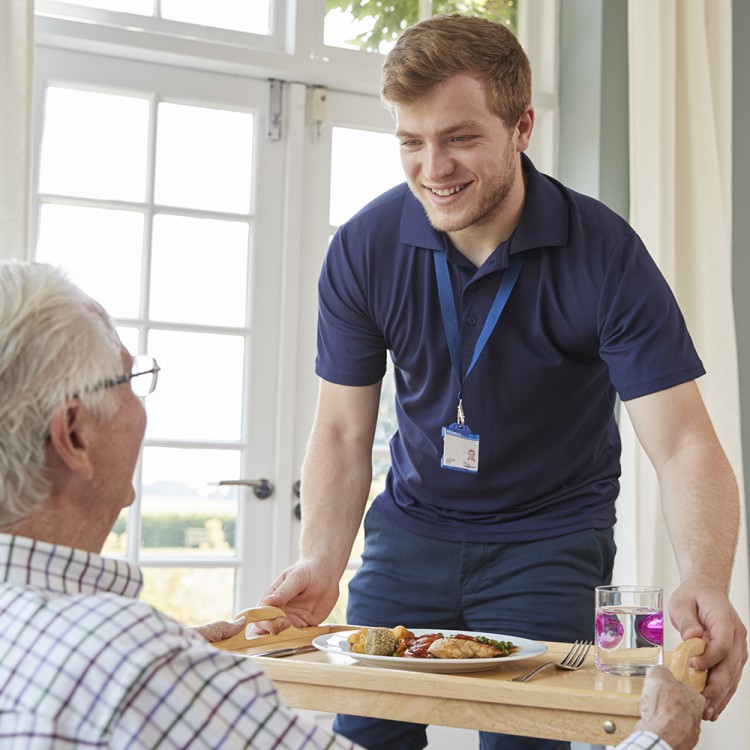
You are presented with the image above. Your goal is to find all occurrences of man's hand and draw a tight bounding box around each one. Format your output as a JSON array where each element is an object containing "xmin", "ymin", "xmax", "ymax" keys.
[
  {"xmin": 252, "ymin": 557, "xmax": 342, "ymax": 634},
  {"xmin": 192, "ymin": 617, "xmax": 246, "ymax": 643},
  {"xmin": 668, "ymin": 582, "xmax": 748, "ymax": 720}
]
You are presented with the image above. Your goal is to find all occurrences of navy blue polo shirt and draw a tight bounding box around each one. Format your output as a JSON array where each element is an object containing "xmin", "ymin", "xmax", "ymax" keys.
[{"xmin": 316, "ymin": 155, "xmax": 704, "ymax": 542}]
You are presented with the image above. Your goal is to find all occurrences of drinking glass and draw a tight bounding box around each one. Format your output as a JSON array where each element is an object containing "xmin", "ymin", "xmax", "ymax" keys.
[{"xmin": 594, "ymin": 585, "xmax": 663, "ymax": 675}]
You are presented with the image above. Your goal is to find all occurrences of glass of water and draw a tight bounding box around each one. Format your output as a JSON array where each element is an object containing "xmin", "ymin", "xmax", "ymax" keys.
[{"xmin": 595, "ymin": 585, "xmax": 663, "ymax": 675}]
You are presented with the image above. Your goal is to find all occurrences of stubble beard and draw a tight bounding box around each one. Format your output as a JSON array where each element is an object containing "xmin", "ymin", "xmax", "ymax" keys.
[{"xmin": 419, "ymin": 147, "xmax": 517, "ymax": 234}]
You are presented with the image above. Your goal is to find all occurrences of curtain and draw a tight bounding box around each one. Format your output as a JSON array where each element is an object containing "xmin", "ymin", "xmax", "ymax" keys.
[
  {"xmin": 0, "ymin": 0, "xmax": 33, "ymax": 261},
  {"xmin": 618, "ymin": 0, "xmax": 750, "ymax": 746}
]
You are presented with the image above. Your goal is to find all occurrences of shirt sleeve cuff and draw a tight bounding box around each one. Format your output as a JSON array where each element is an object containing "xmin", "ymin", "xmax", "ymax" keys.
[{"xmin": 615, "ymin": 730, "xmax": 672, "ymax": 750}]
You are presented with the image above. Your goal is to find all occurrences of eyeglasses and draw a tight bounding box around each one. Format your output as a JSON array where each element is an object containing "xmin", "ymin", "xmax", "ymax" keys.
[{"xmin": 101, "ymin": 354, "xmax": 160, "ymax": 398}]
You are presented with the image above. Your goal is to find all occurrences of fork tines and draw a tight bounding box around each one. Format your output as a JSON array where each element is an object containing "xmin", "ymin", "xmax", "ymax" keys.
[{"xmin": 561, "ymin": 640, "xmax": 592, "ymax": 668}]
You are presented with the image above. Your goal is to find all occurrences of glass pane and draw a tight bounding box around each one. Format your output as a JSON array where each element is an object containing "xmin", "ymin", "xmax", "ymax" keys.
[
  {"xmin": 324, "ymin": 6, "xmax": 403, "ymax": 53},
  {"xmin": 144, "ymin": 330, "xmax": 245, "ymax": 441},
  {"xmin": 53, "ymin": 0, "xmax": 151, "ymax": 12},
  {"xmin": 374, "ymin": 360, "xmax": 397, "ymax": 447},
  {"xmin": 161, "ymin": 0, "xmax": 271, "ymax": 34},
  {"xmin": 140, "ymin": 567, "xmax": 236, "ymax": 625},
  {"xmin": 103, "ymin": 507, "xmax": 130, "ymax": 556},
  {"xmin": 140, "ymin": 447, "xmax": 240, "ymax": 557},
  {"xmin": 330, "ymin": 127, "xmax": 403, "ymax": 226},
  {"xmin": 36, "ymin": 204, "xmax": 144, "ymax": 319},
  {"xmin": 154, "ymin": 103, "xmax": 254, "ymax": 213},
  {"xmin": 116, "ymin": 326, "xmax": 140, "ymax": 355},
  {"xmin": 331, "ymin": 458, "xmax": 383, "ymax": 622},
  {"xmin": 150, "ymin": 214, "xmax": 249, "ymax": 326},
  {"xmin": 433, "ymin": 1, "xmax": 518, "ymax": 30},
  {"xmin": 323, "ymin": 2, "xmax": 518, "ymax": 52},
  {"xmin": 328, "ymin": 568, "xmax": 355, "ymax": 624},
  {"xmin": 39, "ymin": 87, "xmax": 148, "ymax": 201}
]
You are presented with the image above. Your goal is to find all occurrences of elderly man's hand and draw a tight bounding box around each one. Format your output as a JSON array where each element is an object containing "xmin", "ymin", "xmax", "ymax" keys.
[
  {"xmin": 192, "ymin": 617, "xmax": 246, "ymax": 643},
  {"xmin": 636, "ymin": 666, "xmax": 706, "ymax": 750}
]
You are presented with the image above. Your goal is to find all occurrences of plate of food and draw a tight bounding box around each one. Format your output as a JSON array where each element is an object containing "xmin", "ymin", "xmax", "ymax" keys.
[{"xmin": 312, "ymin": 626, "xmax": 547, "ymax": 673}]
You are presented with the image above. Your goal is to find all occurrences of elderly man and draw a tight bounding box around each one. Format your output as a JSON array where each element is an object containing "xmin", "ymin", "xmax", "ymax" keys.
[
  {"xmin": 0, "ymin": 260, "xmax": 707, "ymax": 750},
  {"xmin": 0, "ymin": 260, "xmax": 358, "ymax": 748}
]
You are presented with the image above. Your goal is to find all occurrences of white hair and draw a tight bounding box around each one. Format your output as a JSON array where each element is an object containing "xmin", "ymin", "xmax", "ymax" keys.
[{"xmin": 0, "ymin": 261, "xmax": 124, "ymax": 524}]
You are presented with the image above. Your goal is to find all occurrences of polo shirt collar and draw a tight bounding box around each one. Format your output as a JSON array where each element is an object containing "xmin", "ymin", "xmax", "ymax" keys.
[
  {"xmin": 512, "ymin": 153, "xmax": 570, "ymax": 253},
  {"xmin": 399, "ymin": 153, "xmax": 570, "ymax": 267}
]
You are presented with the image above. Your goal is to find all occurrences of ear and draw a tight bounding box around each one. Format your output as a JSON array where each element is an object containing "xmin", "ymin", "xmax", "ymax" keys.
[
  {"xmin": 47, "ymin": 399, "xmax": 96, "ymax": 481},
  {"xmin": 515, "ymin": 105, "xmax": 535, "ymax": 153}
]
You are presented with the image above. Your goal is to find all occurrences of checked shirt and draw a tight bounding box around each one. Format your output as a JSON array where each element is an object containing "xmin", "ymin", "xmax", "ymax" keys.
[
  {"xmin": 0, "ymin": 534, "xmax": 359, "ymax": 749},
  {"xmin": 615, "ymin": 732, "xmax": 671, "ymax": 750}
]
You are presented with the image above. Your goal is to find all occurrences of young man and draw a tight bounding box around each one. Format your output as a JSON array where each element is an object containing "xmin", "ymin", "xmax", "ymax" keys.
[
  {"xmin": 257, "ymin": 13, "xmax": 746, "ymax": 750},
  {"xmin": 0, "ymin": 260, "xmax": 359, "ymax": 749}
]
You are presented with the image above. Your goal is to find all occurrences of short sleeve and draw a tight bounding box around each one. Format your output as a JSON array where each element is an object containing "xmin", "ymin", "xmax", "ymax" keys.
[
  {"xmin": 597, "ymin": 233, "xmax": 704, "ymax": 401},
  {"xmin": 315, "ymin": 226, "xmax": 388, "ymax": 386}
]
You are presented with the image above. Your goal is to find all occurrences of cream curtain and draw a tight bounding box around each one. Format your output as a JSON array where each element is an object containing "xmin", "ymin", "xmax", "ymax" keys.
[
  {"xmin": 616, "ymin": 0, "xmax": 749, "ymax": 746},
  {"xmin": 0, "ymin": 0, "xmax": 33, "ymax": 261}
]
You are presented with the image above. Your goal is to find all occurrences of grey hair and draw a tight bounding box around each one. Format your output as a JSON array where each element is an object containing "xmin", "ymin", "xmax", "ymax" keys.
[{"xmin": 0, "ymin": 261, "xmax": 123, "ymax": 524}]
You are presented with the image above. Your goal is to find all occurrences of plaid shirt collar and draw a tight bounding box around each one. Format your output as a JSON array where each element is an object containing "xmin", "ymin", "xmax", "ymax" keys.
[{"xmin": 0, "ymin": 533, "xmax": 143, "ymax": 599}]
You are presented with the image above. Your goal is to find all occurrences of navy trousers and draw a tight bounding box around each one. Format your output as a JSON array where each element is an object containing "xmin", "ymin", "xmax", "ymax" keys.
[{"xmin": 333, "ymin": 508, "xmax": 616, "ymax": 750}]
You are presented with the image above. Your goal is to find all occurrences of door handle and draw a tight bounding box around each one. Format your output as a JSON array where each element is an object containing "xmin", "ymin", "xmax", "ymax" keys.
[
  {"xmin": 212, "ymin": 479, "xmax": 274, "ymax": 499},
  {"xmin": 293, "ymin": 479, "xmax": 301, "ymax": 520}
]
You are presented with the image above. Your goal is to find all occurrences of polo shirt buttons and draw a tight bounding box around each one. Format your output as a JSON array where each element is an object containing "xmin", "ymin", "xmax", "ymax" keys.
[
  {"xmin": 466, "ymin": 314, "xmax": 477, "ymax": 326},
  {"xmin": 467, "ymin": 282, "xmax": 477, "ymax": 293}
]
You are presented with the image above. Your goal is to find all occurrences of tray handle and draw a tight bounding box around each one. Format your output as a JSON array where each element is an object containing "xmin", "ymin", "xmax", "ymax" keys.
[
  {"xmin": 235, "ymin": 604, "xmax": 288, "ymax": 624},
  {"xmin": 212, "ymin": 605, "xmax": 335, "ymax": 651},
  {"xmin": 669, "ymin": 637, "xmax": 707, "ymax": 692}
]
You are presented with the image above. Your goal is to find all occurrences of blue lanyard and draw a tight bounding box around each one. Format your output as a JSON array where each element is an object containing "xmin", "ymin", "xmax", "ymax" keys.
[{"xmin": 433, "ymin": 250, "xmax": 524, "ymax": 415}]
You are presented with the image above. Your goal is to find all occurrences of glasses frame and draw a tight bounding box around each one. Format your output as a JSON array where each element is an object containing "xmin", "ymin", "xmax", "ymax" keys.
[{"xmin": 100, "ymin": 354, "xmax": 160, "ymax": 398}]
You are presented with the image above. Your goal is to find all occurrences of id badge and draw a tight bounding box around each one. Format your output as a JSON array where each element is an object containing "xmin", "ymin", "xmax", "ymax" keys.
[{"xmin": 441, "ymin": 423, "xmax": 479, "ymax": 473}]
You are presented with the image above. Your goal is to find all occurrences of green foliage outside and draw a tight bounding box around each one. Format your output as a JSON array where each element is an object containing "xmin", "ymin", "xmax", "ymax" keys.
[
  {"xmin": 326, "ymin": 0, "xmax": 517, "ymax": 51},
  {"xmin": 112, "ymin": 514, "xmax": 236, "ymax": 549}
]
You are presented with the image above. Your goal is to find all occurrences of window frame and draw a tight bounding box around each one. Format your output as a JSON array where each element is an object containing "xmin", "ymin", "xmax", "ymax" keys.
[
  {"xmin": 34, "ymin": 0, "xmax": 387, "ymax": 96},
  {"xmin": 35, "ymin": 2, "xmax": 560, "ymax": 109}
]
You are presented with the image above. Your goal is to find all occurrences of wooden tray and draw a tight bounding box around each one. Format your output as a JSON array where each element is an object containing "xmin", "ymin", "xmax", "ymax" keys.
[{"xmin": 213, "ymin": 606, "xmax": 705, "ymax": 745}]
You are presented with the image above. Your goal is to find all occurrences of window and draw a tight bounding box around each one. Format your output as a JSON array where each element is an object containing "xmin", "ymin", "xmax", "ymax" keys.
[
  {"xmin": 31, "ymin": 0, "xmax": 559, "ymax": 625},
  {"xmin": 31, "ymin": 50, "xmax": 282, "ymax": 623},
  {"xmin": 38, "ymin": 0, "xmax": 274, "ymax": 36}
]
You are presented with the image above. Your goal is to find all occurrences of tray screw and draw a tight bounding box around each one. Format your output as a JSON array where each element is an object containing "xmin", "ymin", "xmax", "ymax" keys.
[{"xmin": 602, "ymin": 720, "xmax": 616, "ymax": 734}]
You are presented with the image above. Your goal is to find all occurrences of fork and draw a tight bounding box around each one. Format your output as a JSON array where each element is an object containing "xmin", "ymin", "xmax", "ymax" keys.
[{"xmin": 511, "ymin": 640, "xmax": 592, "ymax": 682}]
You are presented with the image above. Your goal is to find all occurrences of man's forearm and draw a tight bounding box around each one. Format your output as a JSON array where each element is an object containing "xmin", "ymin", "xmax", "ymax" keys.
[
  {"xmin": 624, "ymin": 382, "xmax": 740, "ymax": 590},
  {"xmin": 297, "ymin": 426, "xmax": 373, "ymax": 576},
  {"xmin": 658, "ymin": 439, "xmax": 739, "ymax": 589}
]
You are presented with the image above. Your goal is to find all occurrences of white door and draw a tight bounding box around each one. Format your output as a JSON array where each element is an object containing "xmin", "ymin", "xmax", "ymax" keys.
[
  {"xmin": 291, "ymin": 88, "xmax": 404, "ymax": 621},
  {"xmin": 31, "ymin": 46, "xmax": 291, "ymax": 623}
]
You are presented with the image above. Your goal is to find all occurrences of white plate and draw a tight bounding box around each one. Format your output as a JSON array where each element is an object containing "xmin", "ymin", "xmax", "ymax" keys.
[{"xmin": 312, "ymin": 628, "xmax": 547, "ymax": 674}]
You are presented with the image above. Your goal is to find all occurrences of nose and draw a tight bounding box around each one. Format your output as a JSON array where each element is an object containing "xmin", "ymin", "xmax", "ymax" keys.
[{"xmin": 422, "ymin": 143, "xmax": 455, "ymax": 182}]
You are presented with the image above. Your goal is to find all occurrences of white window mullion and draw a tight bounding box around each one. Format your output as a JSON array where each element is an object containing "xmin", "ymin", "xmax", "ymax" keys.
[
  {"xmin": 268, "ymin": 81, "xmax": 309, "ymax": 585},
  {"xmin": 519, "ymin": 0, "xmax": 560, "ymax": 177}
]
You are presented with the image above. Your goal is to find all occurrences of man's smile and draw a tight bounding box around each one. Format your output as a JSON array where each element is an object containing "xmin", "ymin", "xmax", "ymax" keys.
[{"xmin": 428, "ymin": 183, "xmax": 469, "ymax": 197}]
